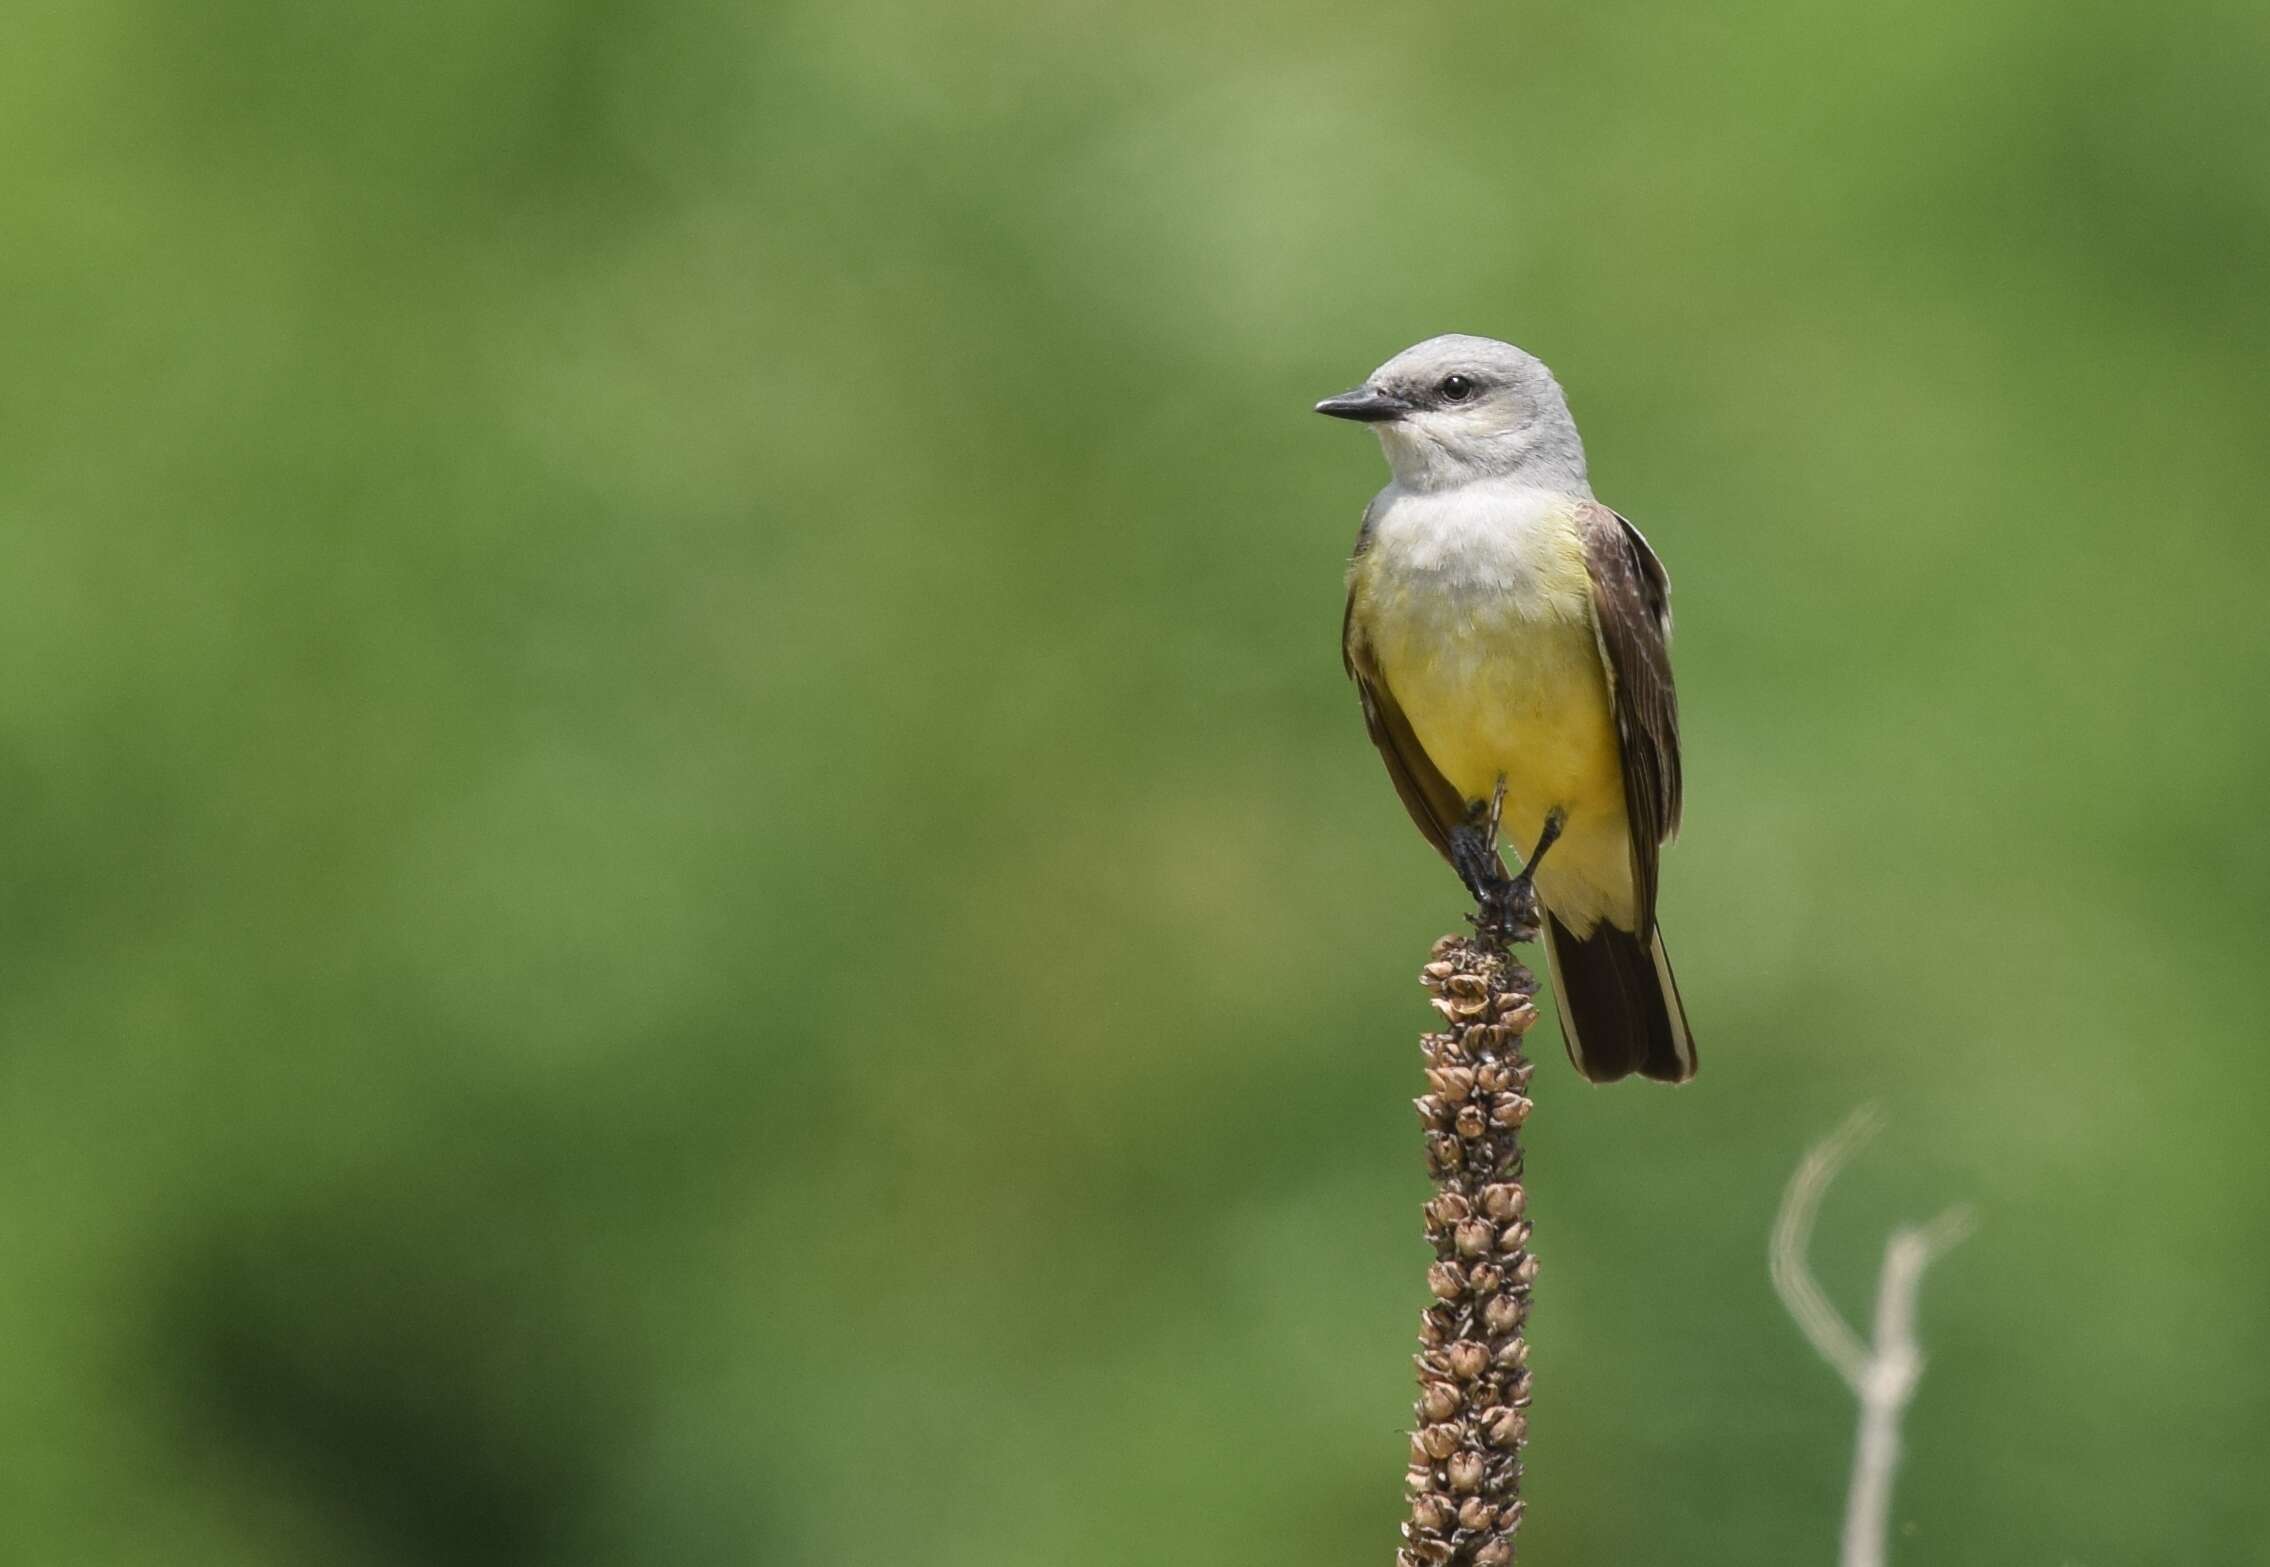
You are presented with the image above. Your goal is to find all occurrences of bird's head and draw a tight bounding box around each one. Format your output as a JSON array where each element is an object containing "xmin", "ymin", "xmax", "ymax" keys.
[{"xmin": 1314, "ymin": 334, "xmax": 1590, "ymax": 494}]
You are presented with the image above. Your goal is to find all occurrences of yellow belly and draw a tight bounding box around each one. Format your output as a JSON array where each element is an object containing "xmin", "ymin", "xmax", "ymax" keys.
[{"xmin": 1354, "ymin": 540, "xmax": 1638, "ymax": 934}]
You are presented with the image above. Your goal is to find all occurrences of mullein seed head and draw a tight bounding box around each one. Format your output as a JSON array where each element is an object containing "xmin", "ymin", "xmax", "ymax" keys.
[{"xmin": 1407, "ymin": 935, "xmax": 1539, "ymax": 1563}]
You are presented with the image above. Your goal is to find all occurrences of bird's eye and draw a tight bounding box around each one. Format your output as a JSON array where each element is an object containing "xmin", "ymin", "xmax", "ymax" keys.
[{"xmin": 1439, "ymin": 374, "xmax": 1477, "ymax": 403}]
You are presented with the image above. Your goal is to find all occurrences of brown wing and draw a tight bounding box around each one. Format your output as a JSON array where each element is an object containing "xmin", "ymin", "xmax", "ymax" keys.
[
  {"xmin": 1342, "ymin": 537, "xmax": 1496, "ymax": 875},
  {"xmin": 1579, "ymin": 503, "xmax": 1683, "ymax": 933}
]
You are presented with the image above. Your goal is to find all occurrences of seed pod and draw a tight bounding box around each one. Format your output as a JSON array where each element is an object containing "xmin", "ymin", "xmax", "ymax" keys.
[
  {"xmin": 1427, "ymin": 1261, "xmax": 1466, "ymax": 1301},
  {"xmin": 1420, "ymin": 1380, "xmax": 1461, "ymax": 1422},
  {"xmin": 1427, "ymin": 1065, "xmax": 1477, "ymax": 1102},
  {"xmin": 1490, "ymin": 1093, "xmax": 1532, "ymax": 1128},
  {"xmin": 1446, "ymin": 1451, "xmax": 1486, "ymax": 1493},
  {"xmin": 1427, "ymin": 1192, "xmax": 1470, "ymax": 1227},
  {"xmin": 1421, "ymin": 1423, "xmax": 1461, "ymax": 1461},
  {"xmin": 1481, "ymin": 1183, "xmax": 1526, "ymax": 1220},
  {"xmin": 1447, "ymin": 1340, "xmax": 1489, "ymax": 1379}
]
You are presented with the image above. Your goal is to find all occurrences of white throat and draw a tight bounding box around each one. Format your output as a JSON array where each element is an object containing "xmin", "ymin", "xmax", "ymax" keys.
[{"xmin": 1375, "ymin": 423, "xmax": 1592, "ymax": 497}]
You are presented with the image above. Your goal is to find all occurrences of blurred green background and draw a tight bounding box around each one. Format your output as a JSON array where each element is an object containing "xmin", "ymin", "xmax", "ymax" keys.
[{"xmin": 5, "ymin": 0, "xmax": 2267, "ymax": 1562}]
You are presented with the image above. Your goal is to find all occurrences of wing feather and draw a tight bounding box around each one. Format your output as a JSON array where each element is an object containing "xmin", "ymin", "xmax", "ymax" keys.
[{"xmin": 1579, "ymin": 503, "xmax": 1683, "ymax": 933}]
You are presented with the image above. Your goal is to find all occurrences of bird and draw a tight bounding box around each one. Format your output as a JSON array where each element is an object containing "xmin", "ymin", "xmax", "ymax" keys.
[{"xmin": 1319, "ymin": 334, "xmax": 1694, "ymax": 1083}]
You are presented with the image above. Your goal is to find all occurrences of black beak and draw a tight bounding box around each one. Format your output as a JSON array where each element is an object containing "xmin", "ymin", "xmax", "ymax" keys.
[{"xmin": 1314, "ymin": 385, "xmax": 1413, "ymax": 423}]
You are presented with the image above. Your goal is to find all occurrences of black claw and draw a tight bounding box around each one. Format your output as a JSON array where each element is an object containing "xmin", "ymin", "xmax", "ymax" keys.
[{"xmin": 1471, "ymin": 873, "xmax": 1541, "ymax": 945}]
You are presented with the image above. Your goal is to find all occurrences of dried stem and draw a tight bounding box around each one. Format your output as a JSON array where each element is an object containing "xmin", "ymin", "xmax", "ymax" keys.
[
  {"xmin": 1399, "ymin": 933, "xmax": 1542, "ymax": 1567},
  {"xmin": 1769, "ymin": 1109, "xmax": 1974, "ymax": 1567}
]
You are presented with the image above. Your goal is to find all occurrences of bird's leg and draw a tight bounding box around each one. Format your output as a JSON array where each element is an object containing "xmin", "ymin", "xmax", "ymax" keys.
[
  {"xmin": 1498, "ymin": 808, "xmax": 1565, "ymax": 936},
  {"xmin": 1447, "ymin": 800, "xmax": 1501, "ymax": 908},
  {"xmin": 1458, "ymin": 779, "xmax": 1536, "ymax": 944}
]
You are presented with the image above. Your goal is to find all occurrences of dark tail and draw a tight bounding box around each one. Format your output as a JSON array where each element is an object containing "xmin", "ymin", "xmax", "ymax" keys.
[{"xmin": 1543, "ymin": 913, "xmax": 1696, "ymax": 1084}]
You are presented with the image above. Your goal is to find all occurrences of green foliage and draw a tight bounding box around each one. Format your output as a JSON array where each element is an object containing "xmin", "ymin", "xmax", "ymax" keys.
[{"xmin": 4, "ymin": 1, "xmax": 2267, "ymax": 1561}]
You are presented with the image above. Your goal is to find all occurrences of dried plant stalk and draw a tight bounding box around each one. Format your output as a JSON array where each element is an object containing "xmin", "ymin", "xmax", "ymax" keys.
[{"xmin": 1399, "ymin": 933, "xmax": 1542, "ymax": 1567}]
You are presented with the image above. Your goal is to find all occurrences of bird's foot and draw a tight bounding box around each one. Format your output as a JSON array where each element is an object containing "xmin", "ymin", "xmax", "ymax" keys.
[{"xmin": 1470, "ymin": 872, "xmax": 1541, "ymax": 946}]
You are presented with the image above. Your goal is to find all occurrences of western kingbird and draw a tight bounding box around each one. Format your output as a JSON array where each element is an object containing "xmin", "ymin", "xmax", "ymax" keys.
[{"xmin": 1319, "ymin": 334, "xmax": 1695, "ymax": 1083}]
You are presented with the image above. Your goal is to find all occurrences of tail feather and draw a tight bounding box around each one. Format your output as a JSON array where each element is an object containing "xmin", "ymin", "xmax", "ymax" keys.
[{"xmin": 1543, "ymin": 914, "xmax": 1696, "ymax": 1084}]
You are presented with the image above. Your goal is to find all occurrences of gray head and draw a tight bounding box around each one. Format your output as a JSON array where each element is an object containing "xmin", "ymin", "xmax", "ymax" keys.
[{"xmin": 1314, "ymin": 334, "xmax": 1590, "ymax": 494}]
